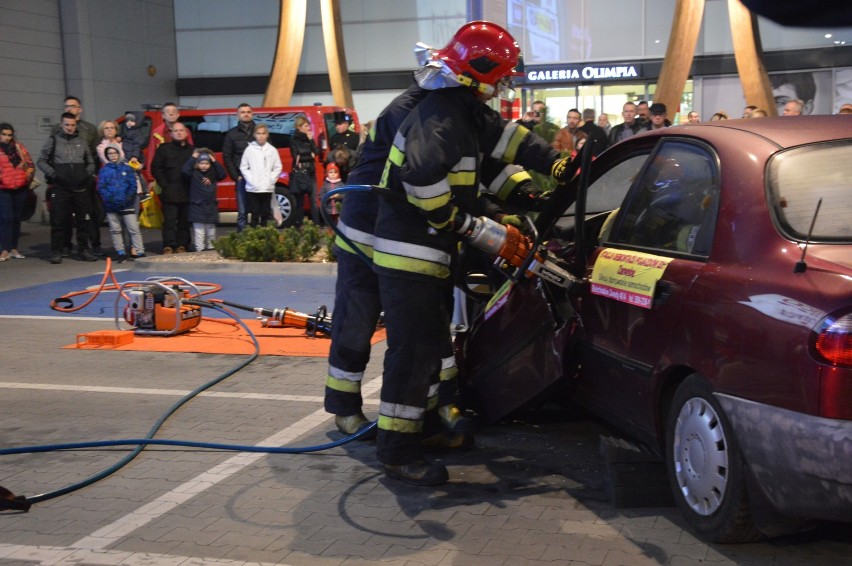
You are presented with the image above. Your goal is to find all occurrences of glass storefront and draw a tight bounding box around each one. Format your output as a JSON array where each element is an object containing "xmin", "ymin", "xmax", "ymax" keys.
[{"xmin": 519, "ymin": 81, "xmax": 693, "ymax": 128}]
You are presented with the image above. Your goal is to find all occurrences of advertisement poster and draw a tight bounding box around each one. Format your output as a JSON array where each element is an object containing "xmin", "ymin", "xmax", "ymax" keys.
[{"xmin": 590, "ymin": 248, "xmax": 672, "ymax": 309}]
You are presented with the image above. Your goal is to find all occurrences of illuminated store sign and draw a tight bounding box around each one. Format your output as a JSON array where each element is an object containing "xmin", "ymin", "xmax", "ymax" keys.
[{"xmin": 524, "ymin": 64, "xmax": 643, "ymax": 83}]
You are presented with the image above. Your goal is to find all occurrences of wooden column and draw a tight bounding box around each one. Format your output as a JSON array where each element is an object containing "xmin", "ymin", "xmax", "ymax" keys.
[
  {"xmin": 263, "ymin": 0, "xmax": 307, "ymax": 107},
  {"xmin": 653, "ymin": 0, "xmax": 705, "ymax": 119},
  {"xmin": 728, "ymin": 0, "xmax": 776, "ymax": 116},
  {"xmin": 320, "ymin": 0, "xmax": 354, "ymax": 108}
]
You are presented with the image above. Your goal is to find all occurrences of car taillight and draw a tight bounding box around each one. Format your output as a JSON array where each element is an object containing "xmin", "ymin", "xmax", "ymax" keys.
[{"xmin": 814, "ymin": 313, "xmax": 852, "ymax": 367}]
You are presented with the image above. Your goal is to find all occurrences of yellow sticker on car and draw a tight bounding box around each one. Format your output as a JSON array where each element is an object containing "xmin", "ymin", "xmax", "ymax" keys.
[
  {"xmin": 590, "ymin": 248, "xmax": 673, "ymax": 309},
  {"xmin": 484, "ymin": 279, "xmax": 514, "ymax": 319}
]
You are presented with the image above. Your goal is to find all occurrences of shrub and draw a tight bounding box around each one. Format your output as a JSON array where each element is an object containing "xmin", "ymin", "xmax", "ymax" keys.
[{"xmin": 213, "ymin": 221, "xmax": 336, "ymax": 262}]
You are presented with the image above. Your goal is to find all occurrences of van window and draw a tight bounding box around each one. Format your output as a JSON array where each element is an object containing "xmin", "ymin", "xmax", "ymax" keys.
[
  {"xmin": 254, "ymin": 112, "xmax": 307, "ymax": 149},
  {"xmin": 180, "ymin": 117, "xmax": 226, "ymax": 153}
]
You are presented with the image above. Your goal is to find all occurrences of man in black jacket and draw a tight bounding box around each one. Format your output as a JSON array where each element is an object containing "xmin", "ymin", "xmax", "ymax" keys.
[
  {"xmin": 38, "ymin": 113, "xmax": 97, "ymax": 264},
  {"xmin": 580, "ymin": 108, "xmax": 609, "ymax": 156},
  {"xmin": 222, "ymin": 103, "xmax": 256, "ymax": 232},
  {"xmin": 608, "ymin": 102, "xmax": 646, "ymax": 146},
  {"xmin": 151, "ymin": 122, "xmax": 194, "ymax": 254}
]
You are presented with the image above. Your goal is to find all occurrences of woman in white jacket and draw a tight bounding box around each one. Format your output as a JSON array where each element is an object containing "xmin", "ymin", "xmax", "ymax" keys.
[{"xmin": 239, "ymin": 124, "xmax": 282, "ymax": 228}]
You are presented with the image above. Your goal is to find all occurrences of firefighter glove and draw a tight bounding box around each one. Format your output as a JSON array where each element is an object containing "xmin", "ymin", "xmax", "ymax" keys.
[
  {"xmin": 551, "ymin": 155, "xmax": 575, "ymax": 183},
  {"xmin": 499, "ymin": 214, "xmax": 522, "ymax": 227}
]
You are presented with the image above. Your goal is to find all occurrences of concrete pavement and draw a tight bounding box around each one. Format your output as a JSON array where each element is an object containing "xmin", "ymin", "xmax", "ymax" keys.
[{"xmin": 1, "ymin": 218, "xmax": 851, "ymax": 565}]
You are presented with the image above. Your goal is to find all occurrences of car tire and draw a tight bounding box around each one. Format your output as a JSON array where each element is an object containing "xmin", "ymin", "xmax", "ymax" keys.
[
  {"xmin": 665, "ymin": 374, "xmax": 762, "ymax": 543},
  {"xmin": 274, "ymin": 185, "xmax": 296, "ymax": 228}
]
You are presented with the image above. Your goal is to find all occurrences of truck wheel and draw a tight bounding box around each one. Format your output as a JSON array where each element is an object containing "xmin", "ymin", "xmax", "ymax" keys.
[
  {"xmin": 275, "ymin": 186, "xmax": 296, "ymax": 228},
  {"xmin": 666, "ymin": 374, "xmax": 762, "ymax": 543}
]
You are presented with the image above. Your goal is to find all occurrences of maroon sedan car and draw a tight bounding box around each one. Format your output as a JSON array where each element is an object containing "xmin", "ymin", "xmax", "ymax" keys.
[{"xmin": 459, "ymin": 116, "xmax": 852, "ymax": 543}]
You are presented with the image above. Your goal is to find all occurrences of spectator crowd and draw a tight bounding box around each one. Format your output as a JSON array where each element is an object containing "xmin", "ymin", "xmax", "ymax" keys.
[
  {"xmin": 1, "ymin": 97, "xmax": 361, "ymax": 264},
  {"xmin": 2, "ymin": 91, "xmax": 850, "ymax": 266}
]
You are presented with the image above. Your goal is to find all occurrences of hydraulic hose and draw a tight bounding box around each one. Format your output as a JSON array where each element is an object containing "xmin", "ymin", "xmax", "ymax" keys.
[
  {"xmin": 0, "ymin": 300, "xmax": 374, "ymax": 509},
  {"xmin": 321, "ymin": 184, "xmax": 376, "ymax": 267}
]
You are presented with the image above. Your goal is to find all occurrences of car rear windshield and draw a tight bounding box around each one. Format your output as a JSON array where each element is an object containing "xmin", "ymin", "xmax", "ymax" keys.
[{"xmin": 768, "ymin": 141, "xmax": 852, "ymax": 243}]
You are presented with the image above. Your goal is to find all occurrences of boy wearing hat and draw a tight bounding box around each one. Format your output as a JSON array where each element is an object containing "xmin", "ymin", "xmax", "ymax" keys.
[
  {"xmin": 97, "ymin": 145, "xmax": 145, "ymax": 262},
  {"xmin": 182, "ymin": 149, "xmax": 226, "ymax": 251}
]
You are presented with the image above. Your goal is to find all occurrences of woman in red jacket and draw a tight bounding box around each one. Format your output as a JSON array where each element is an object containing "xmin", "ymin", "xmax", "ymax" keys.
[{"xmin": 0, "ymin": 123, "xmax": 35, "ymax": 261}]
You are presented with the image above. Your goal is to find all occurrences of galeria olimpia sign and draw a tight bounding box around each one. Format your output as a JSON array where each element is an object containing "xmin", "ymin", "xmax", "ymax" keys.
[{"xmin": 524, "ymin": 64, "xmax": 643, "ymax": 83}]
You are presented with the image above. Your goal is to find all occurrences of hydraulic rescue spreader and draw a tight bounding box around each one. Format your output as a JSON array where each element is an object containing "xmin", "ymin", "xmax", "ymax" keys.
[{"xmin": 452, "ymin": 213, "xmax": 578, "ymax": 289}]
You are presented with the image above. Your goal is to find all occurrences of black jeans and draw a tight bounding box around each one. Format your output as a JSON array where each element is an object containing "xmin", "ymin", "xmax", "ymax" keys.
[
  {"xmin": 290, "ymin": 170, "xmax": 319, "ymax": 226},
  {"xmin": 161, "ymin": 201, "xmax": 190, "ymax": 249},
  {"xmin": 49, "ymin": 186, "xmax": 92, "ymax": 253},
  {"xmin": 0, "ymin": 187, "xmax": 27, "ymax": 252},
  {"xmin": 245, "ymin": 191, "xmax": 271, "ymax": 228}
]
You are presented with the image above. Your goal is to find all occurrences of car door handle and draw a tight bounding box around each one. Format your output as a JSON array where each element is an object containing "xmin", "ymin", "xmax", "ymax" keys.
[{"xmin": 653, "ymin": 280, "xmax": 674, "ymax": 308}]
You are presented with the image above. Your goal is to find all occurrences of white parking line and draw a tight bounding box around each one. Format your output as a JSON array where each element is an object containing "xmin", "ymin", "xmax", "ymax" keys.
[
  {"xmin": 0, "ymin": 382, "xmax": 380, "ymax": 405},
  {"xmin": 0, "ymin": 543, "xmax": 288, "ymax": 566}
]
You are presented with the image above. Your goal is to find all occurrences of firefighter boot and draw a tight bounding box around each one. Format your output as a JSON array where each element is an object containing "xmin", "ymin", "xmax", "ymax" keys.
[
  {"xmin": 335, "ymin": 412, "xmax": 377, "ymax": 440},
  {"xmin": 384, "ymin": 460, "xmax": 449, "ymax": 486},
  {"xmin": 423, "ymin": 430, "xmax": 475, "ymax": 452},
  {"xmin": 439, "ymin": 404, "xmax": 474, "ymax": 433}
]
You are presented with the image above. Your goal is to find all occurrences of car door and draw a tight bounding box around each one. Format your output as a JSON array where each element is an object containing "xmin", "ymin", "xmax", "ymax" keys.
[{"xmin": 574, "ymin": 139, "xmax": 721, "ymax": 442}]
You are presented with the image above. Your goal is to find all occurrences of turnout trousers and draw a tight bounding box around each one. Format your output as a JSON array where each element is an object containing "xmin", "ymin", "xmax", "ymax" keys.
[
  {"xmin": 376, "ymin": 273, "xmax": 453, "ymax": 466},
  {"xmin": 324, "ymin": 247, "xmax": 383, "ymax": 417}
]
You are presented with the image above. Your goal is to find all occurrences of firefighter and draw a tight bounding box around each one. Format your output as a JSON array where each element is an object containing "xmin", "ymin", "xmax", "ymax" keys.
[
  {"xmin": 373, "ymin": 21, "xmax": 578, "ymax": 485},
  {"xmin": 324, "ymin": 87, "xmax": 554, "ymax": 447},
  {"xmin": 324, "ymin": 82, "xmax": 428, "ymax": 439}
]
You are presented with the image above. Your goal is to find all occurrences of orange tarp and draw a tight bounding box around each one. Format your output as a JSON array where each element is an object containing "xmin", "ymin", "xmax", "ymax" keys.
[{"xmin": 66, "ymin": 318, "xmax": 385, "ymax": 358}]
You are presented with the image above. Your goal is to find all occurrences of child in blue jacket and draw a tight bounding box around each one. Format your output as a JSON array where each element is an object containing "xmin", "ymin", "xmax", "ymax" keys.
[{"xmin": 97, "ymin": 145, "xmax": 144, "ymax": 262}]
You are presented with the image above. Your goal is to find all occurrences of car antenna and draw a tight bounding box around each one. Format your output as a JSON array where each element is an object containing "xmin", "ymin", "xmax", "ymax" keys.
[{"xmin": 794, "ymin": 197, "xmax": 822, "ymax": 274}]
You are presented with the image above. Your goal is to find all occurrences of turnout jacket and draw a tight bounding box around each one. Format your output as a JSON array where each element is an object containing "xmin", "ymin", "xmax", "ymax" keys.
[
  {"xmin": 374, "ymin": 87, "xmax": 561, "ymax": 282},
  {"xmin": 335, "ymin": 82, "xmax": 429, "ymax": 260}
]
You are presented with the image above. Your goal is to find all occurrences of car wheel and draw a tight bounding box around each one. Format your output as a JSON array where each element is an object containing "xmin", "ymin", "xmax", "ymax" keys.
[
  {"xmin": 274, "ymin": 186, "xmax": 296, "ymax": 228},
  {"xmin": 665, "ymin": 374, "xmax": 762, "ymax": 543}
]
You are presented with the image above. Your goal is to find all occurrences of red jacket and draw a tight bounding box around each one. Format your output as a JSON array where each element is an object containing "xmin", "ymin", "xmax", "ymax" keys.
[{"xmin": 0, "ymin": 142, "xmax": 34, "ymax": 190}]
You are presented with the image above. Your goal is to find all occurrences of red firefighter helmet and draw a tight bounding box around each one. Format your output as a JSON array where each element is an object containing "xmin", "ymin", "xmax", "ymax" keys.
[{"xmin": 434, "ymin": 21, "xmax": 521, "ymax": 93}]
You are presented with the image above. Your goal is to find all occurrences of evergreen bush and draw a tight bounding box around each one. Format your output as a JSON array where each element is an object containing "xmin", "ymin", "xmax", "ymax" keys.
[{"xmin": 213, "ymin": 221, "xmax": 336, "ymax": 262}]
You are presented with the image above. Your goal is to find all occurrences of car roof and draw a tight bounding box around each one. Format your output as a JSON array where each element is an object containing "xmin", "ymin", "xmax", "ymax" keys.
[{"xmin": 664, "ymin": 115, "xmax": 852, "ymax": 149}]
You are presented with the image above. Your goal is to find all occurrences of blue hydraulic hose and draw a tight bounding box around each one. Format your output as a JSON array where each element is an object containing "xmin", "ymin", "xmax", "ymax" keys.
[
  {"xmin": 0, "ymin": 431, "xmax": 376, "ymax": 457},
  {"xmin": 1, "ymin": 301, "xmax": 374, "ymax": 506}
]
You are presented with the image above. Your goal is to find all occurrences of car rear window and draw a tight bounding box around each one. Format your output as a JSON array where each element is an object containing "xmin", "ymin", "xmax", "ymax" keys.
[{"xmin": 769, "ymin": 141, "xmax": 852, "ymax": 243}]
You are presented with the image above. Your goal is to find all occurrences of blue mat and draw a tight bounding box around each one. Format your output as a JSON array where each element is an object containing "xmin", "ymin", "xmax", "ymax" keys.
[{"xmin": 0, "ymin": 271, "xmax": 336, "ymax": 319}]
